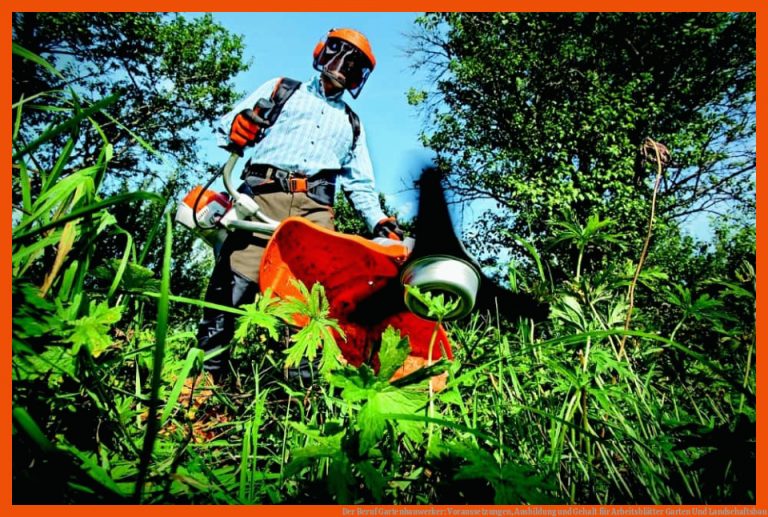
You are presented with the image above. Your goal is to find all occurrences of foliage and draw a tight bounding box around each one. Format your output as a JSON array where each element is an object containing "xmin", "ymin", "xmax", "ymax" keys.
[
  {"xmin": 408, "ymin": 12, "xmax": 755, "ymax": 276},
  {"xmin": 12, "ymin": 16, "xmax": 755, "ymax": 506},
  {"xmin": 333, "ymin": 191, "xmax": 415, "ymax": 237},
  {"xmin": 12, "ymin": 12, "xmax": 248, "ymax": 188},
  {"xmin": 12, "ymin": 12, "xmax": 248, "ymax": 310},
  {"xmin": 279, "ymin": 281, "xmax": 345, "ymax": 375}
]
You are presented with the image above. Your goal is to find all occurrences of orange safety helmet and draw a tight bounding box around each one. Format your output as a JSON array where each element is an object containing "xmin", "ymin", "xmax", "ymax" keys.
[{"xmin": 313, "ymin": 28, "xmax": 376, "ymax": 98}]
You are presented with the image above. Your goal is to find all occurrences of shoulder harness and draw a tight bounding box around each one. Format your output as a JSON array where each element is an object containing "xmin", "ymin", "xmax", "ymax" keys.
[{"xmin": 261, "ymin": 77, "xmax": 361, "ymax": 152}]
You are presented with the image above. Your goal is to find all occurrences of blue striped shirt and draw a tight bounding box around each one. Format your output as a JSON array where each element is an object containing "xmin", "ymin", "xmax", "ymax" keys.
[{"xmin": 217, "ymin": 75, "xmax": 386, "ymax": 230}]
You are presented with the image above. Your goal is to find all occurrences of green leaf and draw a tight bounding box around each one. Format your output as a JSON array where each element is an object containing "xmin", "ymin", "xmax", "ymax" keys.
[
  {"xmin": 12, "ymin": 407, "xmax": 56, "ymax": 453},
  {"xmin": 370, "ymin": 387, "xmax": 427, "ymax": 445},
  {"xmin": 12, "ymin": 42, "xmax": 65, "ymax": 81},
  {"xmin": 60, "ymin": 301, "xmax": 122, "ymax": 357},
  {"xmin": 13, "ymin": 191, "xmax": 164, "ymax": 243},
  {"xmin": 356, "ymin": 460, "xmax": 386, "ymax": 502},
  {"xmin": 160, "ymin": 348, "xmax": 204, "ymax": 426},
  {"xmin": 63, "ymin": 445, "xmax": 131, "ymax": 497},
  {"xmin": 403, "ymin": 284, "xmax": 461, "ymax": 321},
  {"xmin": 92, "ymin": 261, "xmax": 160, "ymax": 293},
  {"xmin": 283, "ymin": 423, "xmax": 345, "ymax": 478},
  {"xmin": 281, "ymin": 281, "xmax": 345, "ymax": 374},
  {"xmin": 12, "ymin": 282, "xmax": 64, "ymax": 352},
  {"xmin": 389, "ymin": 359, "xmax": 450, "ymax": 389},
  {"xmin": 14, "ymin": 169, "xmax": 95, "ymax": 234},
  {"xmin": 358, "ymin": 396, "xmax": 387, "ymax": 453},
  {"xmin": 376, "ymin": 326, "xmax": 411, "ymax": 382},
  {"xmin": 234, "ymin": 289, "xmax": 283, "ymax": 342},
  {"xmin": 328, "ymin": 453, "xmax": 353, "ymax": 504},
  {"xmin": 13, "ymin": 93, "xmax": 120, "ymax": 161},
  {"xmin": 330, "ymin": 363, "xmax": 380, "ymax": 400}
]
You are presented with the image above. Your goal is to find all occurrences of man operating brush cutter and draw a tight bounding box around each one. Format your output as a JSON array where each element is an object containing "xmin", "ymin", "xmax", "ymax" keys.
[
  {"xmin": 180, "ymin": 161, "xmax": 548, "ymax": 395},
  {"xmin": 192, "ymin": 28, "xmax": 405, "ymax": 384},
  {"xmin": 177, "ymin": 28, "xmax": 548, "ymax": 395}
]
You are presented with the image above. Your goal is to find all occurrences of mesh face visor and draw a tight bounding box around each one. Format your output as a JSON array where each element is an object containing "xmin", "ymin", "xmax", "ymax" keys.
[{"xmin": 315, "ymin": 38, "xmax": 373, "ymax": 98}]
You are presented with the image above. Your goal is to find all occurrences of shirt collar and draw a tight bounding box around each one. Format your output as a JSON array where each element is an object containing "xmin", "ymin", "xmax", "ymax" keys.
[{"xmin": 308, "ymin": 74, "xmax": 345, "ymax": 102}]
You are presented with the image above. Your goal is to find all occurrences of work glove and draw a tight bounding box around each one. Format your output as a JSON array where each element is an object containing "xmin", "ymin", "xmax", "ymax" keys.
[
  {"xmin": 373, "ymin": 217, "xmax": 404, "ymax": 241},
  {"xmin": 228, "ymin": 108, "xmax": 271, "ymax": 156}
]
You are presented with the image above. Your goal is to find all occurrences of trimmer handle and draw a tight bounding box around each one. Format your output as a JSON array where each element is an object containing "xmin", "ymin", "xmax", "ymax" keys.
[{"xmin": 219, "ymin": 152, "xmax": 280, "ymax": 236}]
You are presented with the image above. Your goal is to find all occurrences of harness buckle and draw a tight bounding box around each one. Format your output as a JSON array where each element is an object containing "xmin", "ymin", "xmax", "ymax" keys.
[{"xmin": 289, "ymin": 177, "xmax": 308, "ymax": 193}]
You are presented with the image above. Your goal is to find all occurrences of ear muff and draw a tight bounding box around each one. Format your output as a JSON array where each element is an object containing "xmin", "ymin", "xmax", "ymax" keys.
[{"xmin": 312, "ymin": 39, "xmax": 325, "ymax": 62}]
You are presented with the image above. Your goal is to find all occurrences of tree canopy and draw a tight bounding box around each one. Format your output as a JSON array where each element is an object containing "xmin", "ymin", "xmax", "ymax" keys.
[
  {"xmin": 408, "ymin": 13, "xmax": 755, "ymax": 265},
  {"xmin": 13, "ymin": 12, "xmax": 249, "ymax": 189}
]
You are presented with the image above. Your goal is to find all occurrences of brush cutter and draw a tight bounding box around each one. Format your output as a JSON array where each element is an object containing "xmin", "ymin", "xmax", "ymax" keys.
[{"xmin": 174, "ymin": 153, "xmax": 548, "ymax": 323}]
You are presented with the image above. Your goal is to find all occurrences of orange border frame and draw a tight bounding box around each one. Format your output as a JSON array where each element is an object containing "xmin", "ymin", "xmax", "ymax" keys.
[{"xmin": 3, "ymin": 2, "xmax": 764, "ymax": 516}]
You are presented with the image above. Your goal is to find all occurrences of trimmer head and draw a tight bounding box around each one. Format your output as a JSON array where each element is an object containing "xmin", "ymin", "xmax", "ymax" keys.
[
  {"xmin": 400, "ymin": 255, "xmax": 480, "ymax": 321},
  {"xmin": 352, "ymin": 166, "xmax": 548, "ymax": 324}
]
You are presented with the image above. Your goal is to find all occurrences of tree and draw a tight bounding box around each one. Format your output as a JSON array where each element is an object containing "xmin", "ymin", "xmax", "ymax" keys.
[
  {"xmin": 12, "ymin": 13, "xmax": 250, "ymax": 304},
  {"xmin": 407, "ymin": 13, "xmax": 755, "ymax": 272},
  {"xmin": 13, "ymin": 12, "xmax": 249, "ymax": 191}
]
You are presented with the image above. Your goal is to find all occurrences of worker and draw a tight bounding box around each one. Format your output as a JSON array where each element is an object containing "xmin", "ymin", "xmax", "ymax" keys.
[{"xmin": 196, "ymin": 28, "xmax": 404, "ymax": 382}]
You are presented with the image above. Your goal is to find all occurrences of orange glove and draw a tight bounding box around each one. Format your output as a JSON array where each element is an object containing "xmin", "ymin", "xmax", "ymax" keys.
[
  {"xmin": 229, "ymin": 109, "xmax": 270, "ymax": 155},
  {"xmin": 373, "ymin": 217, "xmax": 404, "ymax": 240}
]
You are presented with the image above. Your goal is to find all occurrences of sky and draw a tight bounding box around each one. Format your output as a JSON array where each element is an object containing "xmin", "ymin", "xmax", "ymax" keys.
[{"xmin": 195, "ymin": 12, "xmax": 461, "ymax": 223}]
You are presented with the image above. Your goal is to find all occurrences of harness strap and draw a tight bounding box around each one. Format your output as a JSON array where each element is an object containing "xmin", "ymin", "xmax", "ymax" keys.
[
  {"xmin": 242, "ymin": 165, "xmax": 338, "ymax": 206},
  {"xmin": 254, "ymin": 77, "xmax": 361, "ymax": 151},
  {"xmin": 344, "ymin": 103, "xmax": 361, "ymax": 153}
]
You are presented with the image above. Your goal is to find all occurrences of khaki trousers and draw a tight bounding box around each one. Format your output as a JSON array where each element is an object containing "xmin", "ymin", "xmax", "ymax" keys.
[{"xmin": 227, "ymin": 191, "xmax": 335, "ymax": 282}]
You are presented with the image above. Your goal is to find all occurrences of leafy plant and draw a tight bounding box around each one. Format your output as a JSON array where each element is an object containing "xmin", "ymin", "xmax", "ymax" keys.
[
  {"xmin": 11, "ymin": 15, "xmax": 755, "ymax": 506},
  {"xmin": 279, "ymin": 281, "xmax": 345, "ymax": 375},
  {"xmin": 548, "ymin": 211, "xmax": 626, "ymax": 281},
  {"xmin": 410, "ymin": 12, "xmax": 755, "ymax": 280},
  {"xmin": 284, "ymin": 326, "xmax": 442, "ymax": 503}
]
